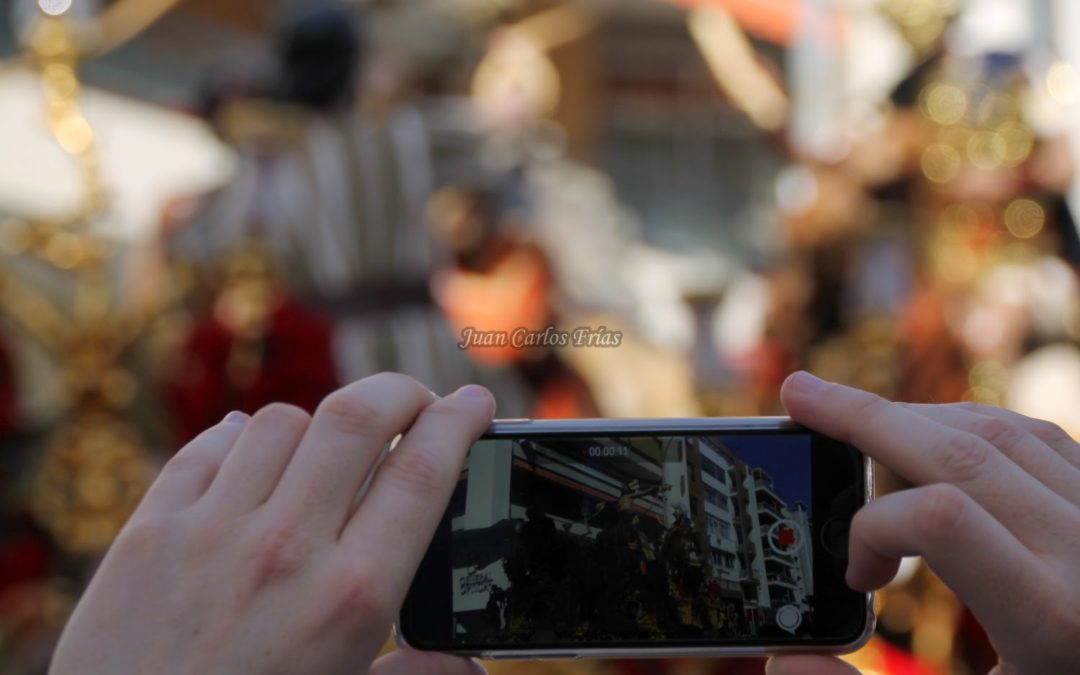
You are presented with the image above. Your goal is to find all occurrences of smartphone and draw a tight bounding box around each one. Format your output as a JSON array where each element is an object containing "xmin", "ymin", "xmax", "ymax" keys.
[{"xmin": 397, "ymin": 417, "xmax": 874, "ymax": 659}]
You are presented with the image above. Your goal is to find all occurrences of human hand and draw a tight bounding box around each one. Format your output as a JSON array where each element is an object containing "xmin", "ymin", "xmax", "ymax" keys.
[
  {"xmin": 766, "ymin": 372, "xmax": 1080, "ymax": 675},
  {"xmin": 49, "ymin": 373, "xmax": 495, "ymax": 675}
]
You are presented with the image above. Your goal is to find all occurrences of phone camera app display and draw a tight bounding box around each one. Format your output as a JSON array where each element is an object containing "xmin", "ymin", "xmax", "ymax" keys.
[{"xmin": 446, "ymin": 434, "xmax": 816, "ymax": 644}]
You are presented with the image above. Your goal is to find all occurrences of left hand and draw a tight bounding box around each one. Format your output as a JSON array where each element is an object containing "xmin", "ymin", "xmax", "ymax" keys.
[{"xmin": 49, "ymin": 372, "xmax": 495, "ymax": 675}]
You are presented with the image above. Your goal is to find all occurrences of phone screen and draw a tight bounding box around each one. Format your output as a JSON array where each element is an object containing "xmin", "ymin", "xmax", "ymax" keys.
[{"xmin": 402, "ymin": 425, "xmax": 869, "ymax": 652}]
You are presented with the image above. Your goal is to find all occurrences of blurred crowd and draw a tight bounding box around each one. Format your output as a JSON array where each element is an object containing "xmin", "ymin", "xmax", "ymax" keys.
[{"xmin": 1, "ymin": 1, "xmax": 1079, "ymax": 673}]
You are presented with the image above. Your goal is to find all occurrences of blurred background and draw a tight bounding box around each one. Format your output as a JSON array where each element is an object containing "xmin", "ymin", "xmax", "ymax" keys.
[{"xmin": 1, "ymin": 0, "xmax": 1079, "ymax": 673}]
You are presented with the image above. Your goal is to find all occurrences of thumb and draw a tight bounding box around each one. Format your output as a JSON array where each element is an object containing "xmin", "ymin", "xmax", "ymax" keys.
[
  {"xmin": 369, "ymin": 649, "xmax": 486, "ymax": 675},
  {"xmin": 766, "ymin": 655, "xmax": 862, "ymax": 675}
]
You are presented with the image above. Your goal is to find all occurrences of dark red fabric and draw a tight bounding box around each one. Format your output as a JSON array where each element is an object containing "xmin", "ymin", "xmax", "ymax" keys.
[
  {"xmin": 163, "ymin": 296, "xmax": 339, "ymax": 448},
  {"xmin": 0, "ymin": 332, "xmax": 19, "ymax": 436},
  {"xmin": 0, "ymin": 528, "xmax": 52, "ymax": 595}
]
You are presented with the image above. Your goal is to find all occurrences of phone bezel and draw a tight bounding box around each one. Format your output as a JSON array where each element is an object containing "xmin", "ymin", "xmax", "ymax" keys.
[{"xmin": 396, "ymin": 417, "xmax": 876, "ymax": 660}]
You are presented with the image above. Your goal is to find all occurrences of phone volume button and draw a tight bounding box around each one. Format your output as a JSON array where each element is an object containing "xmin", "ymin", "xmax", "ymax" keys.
[{"xmin": 495, "ymin": 418, "xmax": 532, "ymax": 423}]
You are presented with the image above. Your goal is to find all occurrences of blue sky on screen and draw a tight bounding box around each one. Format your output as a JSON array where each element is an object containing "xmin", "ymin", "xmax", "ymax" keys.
[{"xmin": 723, "ymin": 434, "xmax": 813, "ymax": 517}]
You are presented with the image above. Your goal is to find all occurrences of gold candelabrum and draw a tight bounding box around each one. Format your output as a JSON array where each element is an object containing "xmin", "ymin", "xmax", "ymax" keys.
[
  {"xmin": 0, "ymin": 8, "xmax": 165, "ymax": 555},
  {"xmin": 5, "ymin": 1, "xmax": 277, "ymax": 555}
]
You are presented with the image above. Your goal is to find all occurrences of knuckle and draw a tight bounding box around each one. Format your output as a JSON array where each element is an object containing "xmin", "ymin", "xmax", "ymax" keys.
[
  {"xmin": 1060, "ymin": 596, "xmax": 1080, "ymax": 645},
  {"xmin": 361, "ymin": 372, "xmax": 432, "ymax": 407},
  {"xmin": 366, "ymin": 370, "xmax": 424, "ymax": 392},
  {"xmin": 939, "ymin": 432, "xmax": 991, "ymax": 482},
  {"xmin": 849, "ymin": 507, "xmax": 874, "ymax": 542},
  {"xmin": 323, "ymin": 562, "xmax": 391, "ymax": 624},
  {"xmin": 253, "ymin": 402, "xmax": 311, "ymax": 431},
  {"xmin": 851, "ymin": 502, "xmax": 875, "ymax": 529},
  {"xmin": 118, "ymin": 516, "xmax": 173, "ymax": 553},
  {"xmin": 319, "ymin": 388, "xmax": 385, "ymax": 432},
  {"xmin": 418, "ymin": 395, "xmax": 475, "ymax": 426},
  {"xmin": 913, "ymin": 484, "xmax": 970, "ymax": 544},
  {"xmin": 380, "ymin": 450, "xmax": 445, "ymax": 495},
  {"xmin": 851, "ymin": 391, "xmax": 890, "ymax": 421},
  {"xmin": 969, "ymin": 416, "xmax": 1024, "ymax": 449},
  {"xmin": 1035, "ymin": 580, "xmax": 1080, "ymax": 649},
  {"xmin": 1031, "ymin": 419, "xmax": 1073, "ymax": 446},
  {"xmin": 248, "ymin": 523, "xmax": 307, "ymax": 590},
  {"xmin": 951, "ymin": 401, "xmax": 985, "ymax": 414},
  {"xmin": 316, "ymin": 373, "xmax": 433, "ymax": 434},
  {"xmin": 163, "ymin": 449, "xmax": 215, "ymax": 477}
]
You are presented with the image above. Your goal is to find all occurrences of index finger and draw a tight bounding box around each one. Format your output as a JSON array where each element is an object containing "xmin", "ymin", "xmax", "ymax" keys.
[
  {"xmin": 948, "ymin": 401, "xmax": 1080, "ymax": 471},
  {"xmin": 780, "ymin": 372, "xmax": 1080, "ymax": 551},
  {"xmin": 338, "ymin": 384, "xmax": 495, "ymax": 597}
]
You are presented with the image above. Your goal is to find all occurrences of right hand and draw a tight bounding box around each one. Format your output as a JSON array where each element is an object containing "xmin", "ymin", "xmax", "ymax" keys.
[{"xmin": 767, "ymin": 371, "xmax": 1080, "ymax": 675}]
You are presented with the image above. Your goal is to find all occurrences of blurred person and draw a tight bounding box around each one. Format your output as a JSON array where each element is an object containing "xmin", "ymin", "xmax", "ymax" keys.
[
  {"xmin": 44, "ymin": 371, "xmax": 1080, "ymax": 675},
  {"xmin": 471, "ymin": 28, "xmax": 685, "ymax": 348},
  {"xmin": 428, "ymin": 185, "xmax": 596, "ymax": 418},
  {"xmin": 458, "ymin": 23, "xmax": 705, "ymax": 418},
  {"xmin": 163, "ymin": 1, "xmax": 490, "ymax": 406},
  {"xmin": 160, "ymin": 240, "xmax": 341, "ymax": 445}
]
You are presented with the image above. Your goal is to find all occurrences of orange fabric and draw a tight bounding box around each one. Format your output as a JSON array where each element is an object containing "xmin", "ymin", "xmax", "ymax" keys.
[
  {"xmin": 433, "ymin": 247, "xmax": 552, "ymax": 365},
  {"xmin": 663, "ymin": 0, "xmax": 801, "ymax": 45}
]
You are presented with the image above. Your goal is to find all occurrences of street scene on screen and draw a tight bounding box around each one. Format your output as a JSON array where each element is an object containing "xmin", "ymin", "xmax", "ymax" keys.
[{"xmin": 448, "ymin": 434, "xmax": 814, "ymax": 643}]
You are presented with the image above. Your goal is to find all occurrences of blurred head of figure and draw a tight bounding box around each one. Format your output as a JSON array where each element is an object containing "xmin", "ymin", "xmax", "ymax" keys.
[
  {"xmin": 472, "ymin": 28, "xmax": 560, "ymax": 135},
  {"xmin": 193, "ymin": 1, "xmax": 365, "ymax": 144},
  {"xmin": 428, "ymin": 186, "xmax": 501, "ymax": 257},
  {"xmin": 273, "ymin": 1, "xmax": 364, "ymax": 110}
]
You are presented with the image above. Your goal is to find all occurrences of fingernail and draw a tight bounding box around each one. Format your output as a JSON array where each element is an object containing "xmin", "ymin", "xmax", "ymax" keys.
[
  {"xmin": 468, "ymin": 658, "xmax": 488, "ymax": 675},
  {"xmin": 764, "ymin": 659, "xmax": 787, "ymax": 675},
  {"xmin": 223, "ymin": 410, "xmax": 250, "ymax": 424},
  {"xmin": 790, "ymin": 370, "xmax": 829, "ymax": 395},
  {"xmin": 455, "ymin": 384, "xmax": 490, "ymax": 400}
]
